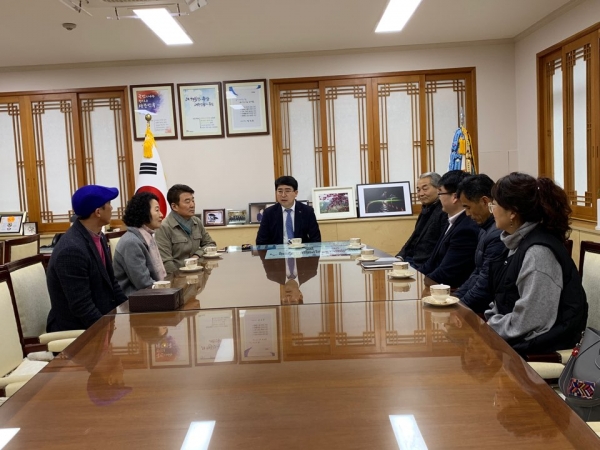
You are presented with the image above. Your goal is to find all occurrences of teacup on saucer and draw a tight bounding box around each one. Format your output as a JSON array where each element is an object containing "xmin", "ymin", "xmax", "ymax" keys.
[{"xmin": 204, "ymin": 252, "xmax": 218, "ymax": 257}]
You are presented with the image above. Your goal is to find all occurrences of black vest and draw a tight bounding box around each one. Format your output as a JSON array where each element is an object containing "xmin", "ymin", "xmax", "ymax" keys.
[{"xmin": 489, "ymin": 227, "xmax": 587, "ymax": 355}]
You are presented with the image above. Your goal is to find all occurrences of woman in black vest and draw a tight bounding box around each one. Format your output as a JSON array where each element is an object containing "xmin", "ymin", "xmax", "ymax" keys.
[{"xmin": 485, "ymin": 172, "xmax": 587, "ymax": 355}]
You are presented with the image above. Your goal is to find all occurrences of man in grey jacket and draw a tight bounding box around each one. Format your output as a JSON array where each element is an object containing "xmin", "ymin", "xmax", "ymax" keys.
[
  {"xmin": 155, "ymin": 184, "xmax": 216, "ymax": 274},
  {"xmin": 454, "ymin": 174, "xmax": 504, "ymax": 313}
]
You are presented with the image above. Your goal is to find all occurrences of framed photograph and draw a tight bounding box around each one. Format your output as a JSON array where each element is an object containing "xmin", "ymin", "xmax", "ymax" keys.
[
  {"xmin": 0, "ymin": 212, "xmax": 26, "ymax": 236},
  {"xmin": 177, "ymin": 82, "xmax": 224, "ymax": 139},
  {"xmin": 223, "ymin": 79, "xmax": 269, "ymax": 136},
  {"xmin": 203, "ymin": 209, "xmax": 225, "ymax": 227},
  {"xmin": 357, "ymin": 181, "xmax": 413, "ymax": 218},
  {"xmin": 312, "ymin": 186, "xmax": 357, "ymax": 221},
  {"xmin": 23, "ymin": 222, "xmax": 37, "ymax": 236},
  {"xmin": 238, "ymin": 308, "xmax": 280, "ymax": 363},
  {"xmin": 248, "ymin": 202, "xmax": 275, "ymax": 224},
  {"xmin": 130, "ymin": 84, "xmax": 178, "ymax": 141},
  {"xmin": 227, "ymin": 209, "xmax": 247, "ymax": 225}
]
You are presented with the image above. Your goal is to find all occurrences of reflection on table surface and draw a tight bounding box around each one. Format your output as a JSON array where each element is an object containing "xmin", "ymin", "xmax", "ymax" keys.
[
  {"xmin": 1, "ymin": 301, "xmax": 599, "ymax": 449},
  {"xmin": 114, "ymin": 243, "xmax": 430, "ymax": 312}
]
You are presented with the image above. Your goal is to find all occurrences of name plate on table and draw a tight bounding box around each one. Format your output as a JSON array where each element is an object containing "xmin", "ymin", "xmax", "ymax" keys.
[{"xmin": 128, "ymin": 287, "xmax": 184, "ymax": 312}]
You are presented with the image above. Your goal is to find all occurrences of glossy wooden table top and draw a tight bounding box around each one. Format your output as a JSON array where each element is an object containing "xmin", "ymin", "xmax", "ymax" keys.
[
  {"xmin": 1, "ymin": 300, "xmax": 598, "ymax": 449},
  {"xmin": 115, "ymin": 244, "xmax": 425, "ymax": 313}
]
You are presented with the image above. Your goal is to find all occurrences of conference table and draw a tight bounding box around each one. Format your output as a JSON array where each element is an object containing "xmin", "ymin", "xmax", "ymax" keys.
[{"xmin": 0, "ymin": 242, "xmax": 598, "ymax": 449}]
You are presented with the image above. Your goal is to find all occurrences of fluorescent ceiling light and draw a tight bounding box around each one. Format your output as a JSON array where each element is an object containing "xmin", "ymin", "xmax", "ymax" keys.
[
  {"xmin": 134, "ymin": 8, "xmax": 192, "ymax": 45},
  {"xmin": 375, "ymin": 0, "xmax": 422, "ymax": 33}
]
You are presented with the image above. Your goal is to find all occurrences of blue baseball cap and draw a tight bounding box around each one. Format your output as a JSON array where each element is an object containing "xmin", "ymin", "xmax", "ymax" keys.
[{"xmin": 72, "ymin": 185, "xmax": 119, "ymax": 217}]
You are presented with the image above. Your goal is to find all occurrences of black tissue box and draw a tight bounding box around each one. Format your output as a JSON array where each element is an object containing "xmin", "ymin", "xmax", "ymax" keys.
[{"xmin": 128, "ymin": 287, "xmax": 184, "ymax": 312}]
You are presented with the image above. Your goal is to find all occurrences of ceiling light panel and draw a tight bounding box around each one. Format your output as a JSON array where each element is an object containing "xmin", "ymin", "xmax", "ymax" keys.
[{"xmin": 134, "ymin": 8, "xmax": 193, "ymax": 45}]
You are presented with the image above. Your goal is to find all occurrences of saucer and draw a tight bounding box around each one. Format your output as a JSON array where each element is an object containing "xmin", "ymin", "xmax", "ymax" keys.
[
  {"xmin": 347, "ymin": 244, "xmax": 365, "ymax": 250},
  {"xmin": 203, "ymin": 253, "xmax": 220, "ymax": 259},
  {"xmin": 289, "ymin": 244, "xmax": 306, "ymax": 249},
  {"xmin": 388, "ymin": 269, "xmax": 417, "ymax": 279},
  {"xmin": 180, "ymin": 266, "xmax": 203, "ymax": 272},
  {"xmin": 357, "ymin": 255, "xmax": 379, "ymax": 262},
  {"xmin": 422, "ymin": 295, "xmax": 460, "ymax": 306}
]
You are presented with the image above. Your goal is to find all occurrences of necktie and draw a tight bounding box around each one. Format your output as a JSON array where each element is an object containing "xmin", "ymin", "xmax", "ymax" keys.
[
  {"xmin": 285, "ymin": 208, "xmax": 294, "ymax": 242},
  {"xmin": 287, "ymin": 257, "xmax": 296, "ymax": 280}
]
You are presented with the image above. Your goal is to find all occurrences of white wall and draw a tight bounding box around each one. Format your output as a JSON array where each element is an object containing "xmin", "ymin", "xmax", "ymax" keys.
[
  {"xmin": 0, "ymin": 41, "xmax": 516, "ymax": 209},
  {"xmin": 515, "ymin": 0, "xmax": 600, "ymax": 174}
]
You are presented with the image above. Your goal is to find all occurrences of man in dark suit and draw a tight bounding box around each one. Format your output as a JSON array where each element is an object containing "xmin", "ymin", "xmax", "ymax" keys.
[
  {"xmin": 256, "ymin": 176, "xmax": 321, "ymax": 245},
  {"xmin": 419, "ymin": 170, "xmax": 480, "ymax": 288},
  {"xmin": 47, "ymin": 185, "xmax": 127, "ymax": 332},
  {"xmin": 395, "ymin": 172, "xmax": 447, "ymax": 269}
]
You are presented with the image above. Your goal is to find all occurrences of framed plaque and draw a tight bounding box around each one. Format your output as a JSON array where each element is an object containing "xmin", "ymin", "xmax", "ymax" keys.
[
  {"xmin": 223, "ymin": 79, "xmax": 269, "ymax": 136},
  {"xmin": 177, "ymin": 82, "xmax": 224, "ymax": 139},
  {"xmin": 130, "ymin": 84, "xmax": 178, "ymax": 140}
]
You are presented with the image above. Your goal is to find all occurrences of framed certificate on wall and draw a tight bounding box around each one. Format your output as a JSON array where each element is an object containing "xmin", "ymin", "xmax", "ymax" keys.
[{"xmin": 223, "ymin": 79, "xmax": 269, "ymax": 137}]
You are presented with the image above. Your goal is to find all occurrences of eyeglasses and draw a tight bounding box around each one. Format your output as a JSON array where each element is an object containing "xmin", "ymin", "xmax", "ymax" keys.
[
  {"xmin": 488, "ymin": 203, "xmax": 497, "ymax": 213},
  {"xmin": 277, "ymin": 189, "xmax": 295, "ymax": 195},
  {"xmin": 438, "ymin": 191, "xmax": 453, "ymax": 196}
]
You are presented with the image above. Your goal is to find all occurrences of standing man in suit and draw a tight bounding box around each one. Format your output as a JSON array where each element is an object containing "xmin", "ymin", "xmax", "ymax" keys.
[
  {"xmin": 419, "ymin": 170, "xmax": 480, "ymax": 288},
  {"xmin": 47, "ymin": 185, "xmax": 128, "ymax": 332},
  {"xmin": 256, "ymin": 176, "xmax": 321, "ymax": 245}
]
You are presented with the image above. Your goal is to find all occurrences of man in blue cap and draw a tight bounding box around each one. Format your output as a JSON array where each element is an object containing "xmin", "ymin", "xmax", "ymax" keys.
[{"xmin": 47, "ymin": 185, "xmax": 127, "ymax": 332}]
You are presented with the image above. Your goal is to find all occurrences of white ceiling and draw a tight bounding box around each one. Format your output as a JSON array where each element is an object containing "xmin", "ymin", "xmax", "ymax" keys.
[{"xmin": 0, "ymin": 0, "xmax": 575, "ymax": 69}]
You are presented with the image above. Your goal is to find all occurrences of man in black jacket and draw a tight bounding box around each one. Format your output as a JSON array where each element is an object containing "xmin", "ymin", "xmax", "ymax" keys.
[
  {"xmin": 256, "ymin": 176, "xmax": 321, "ymax": 245},
  {"xmin": 420, "ymin": 171, "xmax": 480, "ymax": 288},
  {"xmin": 396, "ymin": 172, "xmax": 447, "ymax": 269},
  {"xmin": 47, "ymin": 185, "xmax": 127, "ymax": 332},
  {"xmin": 454, "ymin": 174, "xmax": 504, "ymax": 313}
]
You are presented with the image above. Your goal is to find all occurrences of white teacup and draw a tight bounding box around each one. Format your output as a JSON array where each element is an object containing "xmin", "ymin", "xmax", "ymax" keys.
[
  {"xmin": 392, "ymin": 261, "xmax": 410, "ymax": 274},
  {"xmin": 349, "ymin": 237, "xmax": 361, "ymax": 247},
  {"xmin": 184, "ymin": 257, "xmax": 198, "ymax": 269},
  {"xmin": 204, "ymin": 246, "xmax": 218, "ymax": 256},
  {"xmin": 290, "ymin": 238, "xmax": 302, "ymax": 246},
  {"xmin": 361, "ymin": 248, "xmax": 375, "ymax": 257},
  {"xmin": 430, "ymin": 284, "xmax": 451, "ymax": 302},
  {"xmin": 152, "ymin": 280, "xmax": 171, "ymax": 289}
]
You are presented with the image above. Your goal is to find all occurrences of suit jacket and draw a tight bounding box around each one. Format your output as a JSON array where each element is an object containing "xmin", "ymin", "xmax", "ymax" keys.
[
  {"xmin": 258, "ymin": 252, "xmax": 319, "ymax": 286},
  {"xmin": 47, "ymin": 220, "xmax": 127, "ymax": 332},
  {"xmin": 256, "ymin": 202, "xmax": 321, "ymax": 245},
  {"xmin": 396, "ymin": 200, "xmax": 447, "ymax": 268},
  {"xmin": 419, "ymin": 211, "xmax": 480, "ymax": 288}
]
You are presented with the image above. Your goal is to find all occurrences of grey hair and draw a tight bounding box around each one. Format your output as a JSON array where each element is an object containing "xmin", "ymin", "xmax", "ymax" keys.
[{"xmin": 419, "ymin": 172, "xmax": 441, "ymax": 188}]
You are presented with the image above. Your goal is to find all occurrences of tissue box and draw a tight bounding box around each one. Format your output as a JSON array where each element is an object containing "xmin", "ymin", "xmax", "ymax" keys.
[{"xmin": 128, "ymin": 287, "xmax": 184, "ymax": 312}]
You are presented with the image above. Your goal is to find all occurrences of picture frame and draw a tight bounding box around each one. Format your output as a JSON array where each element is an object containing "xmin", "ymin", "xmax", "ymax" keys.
[
  {"xmin": 193, "ymin": 310, "xmax": 237, "ymax": 365},
  {"xmin": 149, "ymin": 317, "xmax": 192, "ymax": 369},
  {"xmin": 23, "ymin": 222, "xmax": 38, "ymax": 236},
  {"xmin": 357, "ymin": 181, "xmax": 413, "ymax": 218},
  {"xmin": 223, "ymin": 79, "xmax": 270, "ymax": 137},
  {"xmin": 203, "ymin": 209, "xmax": 225, "ymax": 227},
  {"xmin": 227, "ymin": 209, "xmax": 247, "ymax": 225},
  {"xmin": 130, "ymin": 83, "xmax": 178, "ymax": 141},
  {"xmin": 238, "ymin": 308, "xmax": 280, "ymax": 363},
  {"xmin": 0, "ymin": 212, "xmax": 27, "ymax": 236},
  {"xmin": 248, "ymin": 202, "xmax": 276, "ymax": 224},
  {"xmin": 312, "ymin": 186, "xmax": 357, "ymax": 221},
  {"xmin": 177, "ymin": 82, "xmax": 224, "ymax": 139}
]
